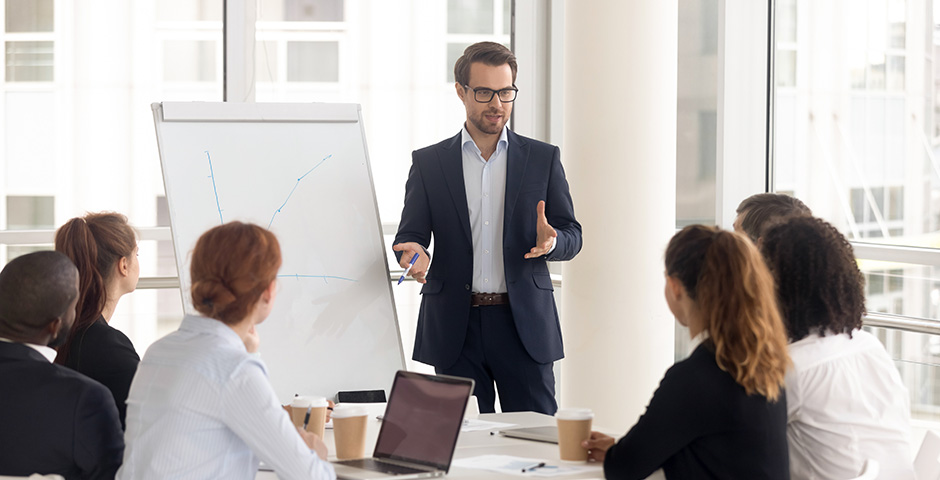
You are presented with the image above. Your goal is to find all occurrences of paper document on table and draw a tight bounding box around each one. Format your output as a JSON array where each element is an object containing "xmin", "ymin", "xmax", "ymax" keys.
[
  {"xmin": 461, "ymin": 418, "xmax": 516, "ymax": 432},
  {"xmin": 452, "ymin": 455, "xmax": 602, "ymax": 477}
]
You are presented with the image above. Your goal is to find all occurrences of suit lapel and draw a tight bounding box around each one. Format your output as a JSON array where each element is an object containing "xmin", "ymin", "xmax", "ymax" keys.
[
  {"xmin": 439, "ymin": 132, "xmax": 473, "ymax": 244},
  {"xmin": 504, "ymin": 130, "xmax": 529, "ymax": 227}
]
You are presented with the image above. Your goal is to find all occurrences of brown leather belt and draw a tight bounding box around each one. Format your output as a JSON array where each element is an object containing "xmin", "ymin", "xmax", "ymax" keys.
[{"xmin": 470, "ymin": 292, "xmax": 510, "ymax": 307}]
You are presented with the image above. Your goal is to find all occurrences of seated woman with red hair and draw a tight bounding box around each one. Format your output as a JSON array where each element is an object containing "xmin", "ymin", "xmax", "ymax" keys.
[{"xmin": 119, "ymin": 222, "xmax": 335, "ymax": 480}]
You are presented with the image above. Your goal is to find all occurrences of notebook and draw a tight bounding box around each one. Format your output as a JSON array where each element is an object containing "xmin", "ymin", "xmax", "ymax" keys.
[{"xmin": 331, "ymin": 371, "xmax": 475, "ymax": 480}]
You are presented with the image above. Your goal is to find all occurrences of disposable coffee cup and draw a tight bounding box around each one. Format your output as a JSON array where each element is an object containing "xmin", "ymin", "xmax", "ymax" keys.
[
  {"xmin": 555, "ymin": 408, "xmax": 594, "ymax": 462},
  {"xmin": 304, "ymin": 396, "xmax": 330, "ymax": 438},
  {"xmin": 290, "ymin": 396, "xmax": 313, "ymax": 428},
  {"xmin": 332, "ymin": 404, "xmax": 369, "ymax": 460}
]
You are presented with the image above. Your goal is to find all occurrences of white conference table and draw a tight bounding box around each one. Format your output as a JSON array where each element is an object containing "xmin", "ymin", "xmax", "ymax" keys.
[{"xmin": 257, "ymin": 408, "xmax": 665, "ymax": 480}]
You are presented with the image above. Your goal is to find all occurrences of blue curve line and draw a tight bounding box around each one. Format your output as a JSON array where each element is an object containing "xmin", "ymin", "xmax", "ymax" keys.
[
  {"xmin": 268, "ymin": 154, "xmax": 334, "ymax": 229},
  {"xmin": 277, "ymin": 274, "xmax": 358, "ymax": 283},
  {"xmin": 205, "ymin": 150, "xmax": 224, "ymax": 224}
]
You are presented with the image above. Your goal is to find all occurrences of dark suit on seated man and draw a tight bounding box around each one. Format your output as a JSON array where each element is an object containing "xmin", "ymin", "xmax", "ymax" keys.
[{"xmin": 0, "ymin": 251, "xmax": 124, "ymax": 480}]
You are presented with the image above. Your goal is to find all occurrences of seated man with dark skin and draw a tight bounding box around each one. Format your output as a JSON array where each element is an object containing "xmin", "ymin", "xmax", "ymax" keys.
[{"xmin": 0, "ymin": 251, "xmax": 124, "ymax": 480}]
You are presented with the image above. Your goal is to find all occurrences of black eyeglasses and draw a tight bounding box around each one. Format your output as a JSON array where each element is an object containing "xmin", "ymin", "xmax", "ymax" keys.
[{"xmin": 464, "ymin": 85, "xmax": 518, "ymax": 103}]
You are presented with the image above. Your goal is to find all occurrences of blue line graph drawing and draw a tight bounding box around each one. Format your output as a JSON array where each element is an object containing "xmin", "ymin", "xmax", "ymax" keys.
[
  {"xmin": 205, "ymin": 150, "xmax": 224, "ymax": 224},
  {"xmin": 277, "ymin": 274, "xmax": 357, "ymax": 284},
  {"xmin": 268, "ymin": 154, "xmax": 334, "ymax": 229}
]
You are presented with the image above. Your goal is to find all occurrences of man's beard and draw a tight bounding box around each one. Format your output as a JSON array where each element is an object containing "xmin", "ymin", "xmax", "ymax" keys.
[{"xmin": 470, "ymin": 110, "xmax": 506, "ymax": 135}]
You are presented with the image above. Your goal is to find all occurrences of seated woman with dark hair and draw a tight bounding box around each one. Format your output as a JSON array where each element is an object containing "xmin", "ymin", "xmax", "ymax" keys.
[
  {"xmin": 583, "ymin": 225, "xmax": 791, "ymax": 479},
  {"xmin": 761, "ymin": 216, "xmax": 914, "ymax": 480},
  {"xmin": 119, "ymin": 222, "xmax": 335, "ymax": 480},
  {"xmin": 54, "ymin": 212, "xmax": 140, "ymax": 429}
]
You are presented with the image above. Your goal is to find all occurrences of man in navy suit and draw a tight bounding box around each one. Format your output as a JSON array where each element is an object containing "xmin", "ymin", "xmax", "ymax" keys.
[
  {"xmin": 393, "ymin": 42, "xmax": 582, "ymax": 414},
  {"xmin": 0, "ymin": 251, "xmax": 124, "ymax": 479}
]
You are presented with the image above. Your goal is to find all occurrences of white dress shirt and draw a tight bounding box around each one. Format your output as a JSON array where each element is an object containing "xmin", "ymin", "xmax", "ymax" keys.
[
  {"xmin": 786, "ymin": 329, "xmax": 914, "ymax": 480},
  {"xmin": 462, "ymin": 126, "xmax": 509, "ymax": 294},
  {"xmin": 118, "ymin": 315, "xmax": 335, "ymax": 480}
]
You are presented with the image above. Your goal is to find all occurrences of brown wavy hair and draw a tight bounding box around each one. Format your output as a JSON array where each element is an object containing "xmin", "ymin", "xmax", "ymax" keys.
[
  {"xmin": 454, "ymin": 41, "xmax": 517, "ymax": 86},
  {"xmin": 190, "ymin": 222, "xmax": 281, "ymax": 325},
  {"xmin": 665, "ymin": 225, "xmax": 790, "ymax": 401},
  {"xmin": 760, "ymin": 216, "xmax": 865, "ymax": 342},
  {"xmin": 53, "ymin": 212, "xmax": 136, "ymax": 364}
]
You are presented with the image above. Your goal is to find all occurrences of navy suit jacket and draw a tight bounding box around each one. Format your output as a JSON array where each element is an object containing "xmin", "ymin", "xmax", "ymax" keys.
[
  {"xmin": 0, "ymin": 341, "xmax": 124, "ymax": 480},
  {"xmin": 394, "ymin": 130, "xmax": 582, "ymax": 368}
]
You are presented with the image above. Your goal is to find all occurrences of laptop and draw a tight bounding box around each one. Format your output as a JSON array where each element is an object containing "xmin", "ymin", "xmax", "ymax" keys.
[
  {"xmin": 497, "ymin": 426, "xmax": 559, "ymax": 444},
  {"xmin": 331, "ymin": 371, "xmax": 475, "ymax": 480}
]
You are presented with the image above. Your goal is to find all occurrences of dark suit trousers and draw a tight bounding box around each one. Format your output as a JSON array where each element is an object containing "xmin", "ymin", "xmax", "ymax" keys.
[{"xmin": 436, "ymin": 304, "xmax": 557, "ymax": 415}]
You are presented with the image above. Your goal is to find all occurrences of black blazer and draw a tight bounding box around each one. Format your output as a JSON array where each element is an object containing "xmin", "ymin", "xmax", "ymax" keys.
[
  {"xmin": 0, "ymin": 341, "xmax": 124, "ymax": 479},
  {"xmin": 604, "ymin": 344, "xmax": 789, "ymax": 479},
  {"xmin": 64, "ymin": 316, "xmax": 140, "ymax": 429},
  {"xmin": 394, "ymin": 130, "xmax": 582, "ymax": 368}
]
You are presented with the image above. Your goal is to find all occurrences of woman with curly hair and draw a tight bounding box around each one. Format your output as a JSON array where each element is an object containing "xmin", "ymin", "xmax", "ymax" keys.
[
  {"xmin": 761, "ymin": 216, "xmax": 913, "ymax": 480},
  {"xmin": 582, "ymin": 225, "xmax": 791, "ymax": 479}
]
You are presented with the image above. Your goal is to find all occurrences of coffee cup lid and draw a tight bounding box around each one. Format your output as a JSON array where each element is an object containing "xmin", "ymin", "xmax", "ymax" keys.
[
  {"xmin": 292, "ymin": 395, "xmax": 328, "ymax": 408},
  {"xmin": 331, "ymin": 404, "xmax": 368, "ymax": 418},
  {"xmin": 555, "ymin": 408, "xmax": 594, "ymax": 420}
]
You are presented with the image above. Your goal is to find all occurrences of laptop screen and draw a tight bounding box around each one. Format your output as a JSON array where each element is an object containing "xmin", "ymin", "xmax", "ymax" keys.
[{"xmin": 373, "ymin": 372, "xmax": 474, "ymax": 471}]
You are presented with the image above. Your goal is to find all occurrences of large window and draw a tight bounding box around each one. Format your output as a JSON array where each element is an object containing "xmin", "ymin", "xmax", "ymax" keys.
[{"xmin": 771, "ymin": 0, "xmax": 940, "ymax": 418}]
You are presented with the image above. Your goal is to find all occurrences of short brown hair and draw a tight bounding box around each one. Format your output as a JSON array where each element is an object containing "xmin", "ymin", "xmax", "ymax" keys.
[
  {"xmin": 735, "ymin": 193, "xmax": 812, "ymax": 241},
  {"xmin": 454, "ymin": 41, "xmax": 517, "ymax": 86},
  {"xmin": 190, "ymin": 222, "xmax": 281, "ymax": 325},
  {"xmin": 666, "ymin": 225, "xmax": 790, "ymax": 402}
]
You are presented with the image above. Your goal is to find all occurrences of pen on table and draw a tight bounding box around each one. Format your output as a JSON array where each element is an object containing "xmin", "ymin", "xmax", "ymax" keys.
[
  {"xmin": 397, "ymin": 253, "xmax": 419, "ymax": 285},
  {"xmin": 521, "ymin": 462, "xmax": 546, "ymax": 473}
]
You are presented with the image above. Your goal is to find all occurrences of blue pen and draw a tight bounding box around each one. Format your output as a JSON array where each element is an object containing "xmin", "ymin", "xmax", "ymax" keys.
[{"xmin": 398, "ymin": 253, "xmax": 419, "ymax": 285}]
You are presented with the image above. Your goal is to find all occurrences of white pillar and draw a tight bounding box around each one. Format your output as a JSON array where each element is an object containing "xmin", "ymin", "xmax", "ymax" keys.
[{"xmin": 561, "ymin": 0, "xmax": 678, "ymax": 431}]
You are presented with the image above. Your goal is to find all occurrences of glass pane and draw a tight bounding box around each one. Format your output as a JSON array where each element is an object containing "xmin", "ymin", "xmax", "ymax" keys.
[
  {"xmin": 163, "ymin": 40, "xmax": 216, "ymax": 82},
  {"xmin": 869, "ymin": 52, "xmax": 886, "ymax": 90},
  {"xmin": 447, "ymin": 42, "xmax": 472, "ymax": 83},
  {"xmin": 864, "ymin": 326, "xmax": 940, "ymax": 421},
  {"xmin": 676, "ymin": 0, "xmax": 718, "ymax": 227},
  {"xmin": 256, "ymin": 40, "xmax": 278, "ymax": 83},
  {"xmin": 155, "ymin": 0, "xmax": 222, "ymax": 22},
  {"xmin": 888, "ymin": 0, "xmax": 906, "ymax": 49},
  {"xmin": 776, "ymin": 50, "xmax": 797, "ymax": 87},
  {"xmin": 5, "ymin": 0, "xmax": 53, "ymax": 32},
  {"xmin": 773, "ymin": 1, "xmax": 938, "ymax": 249},
  {"xmin": 287, "ymin": 41, "xmax": 339, "ymax": 82},
  {"xmin": 775, "ymin": 0, "xmax": 797, "ymax": 44},
  {"xmin": 6, "ymin": 196, "xmax": 54, "ymax": 230},
  {"xmin": 5, "ymin": 41, "xmax": 54, "ymax": 82},
  {"xmin": 156, "ymin": 196, "xmax": 184, "ymax": 338},
  {"xmin": 259, "ymin": 0, "xmax": 344, "ymax": 22},
  {"xmin": 502, "ymin": 0, "xmax": 511, "ymax": 35},
  {"xmin": 448, "ymin": 0, "xmax": 495, "ymax": 34},
  {"xmin": 887, "ymin": 55, "xmax": 906, "ymax": 91}
]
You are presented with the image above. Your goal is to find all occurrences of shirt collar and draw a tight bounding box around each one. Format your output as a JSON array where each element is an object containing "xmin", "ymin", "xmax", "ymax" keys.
[
  {"xmin": 179, "ymin": 314, "xmax": 247, "ymax": 351},
  {"xmin": 460, "ymin": 124, "xmax": 509, "ymax": 156},
  {"xmin": 688, "ymin": 330, "xmax": 710, "ymax": 356},
  {"xmin": 0, "ymin": 336, "xmax": 58, "ymax": 362}
]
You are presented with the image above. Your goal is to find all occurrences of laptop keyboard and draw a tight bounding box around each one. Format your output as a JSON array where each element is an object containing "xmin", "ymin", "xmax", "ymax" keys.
[{"xmin": 336, "ymin": 458, "xmax": 431, "ymax": 475}]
